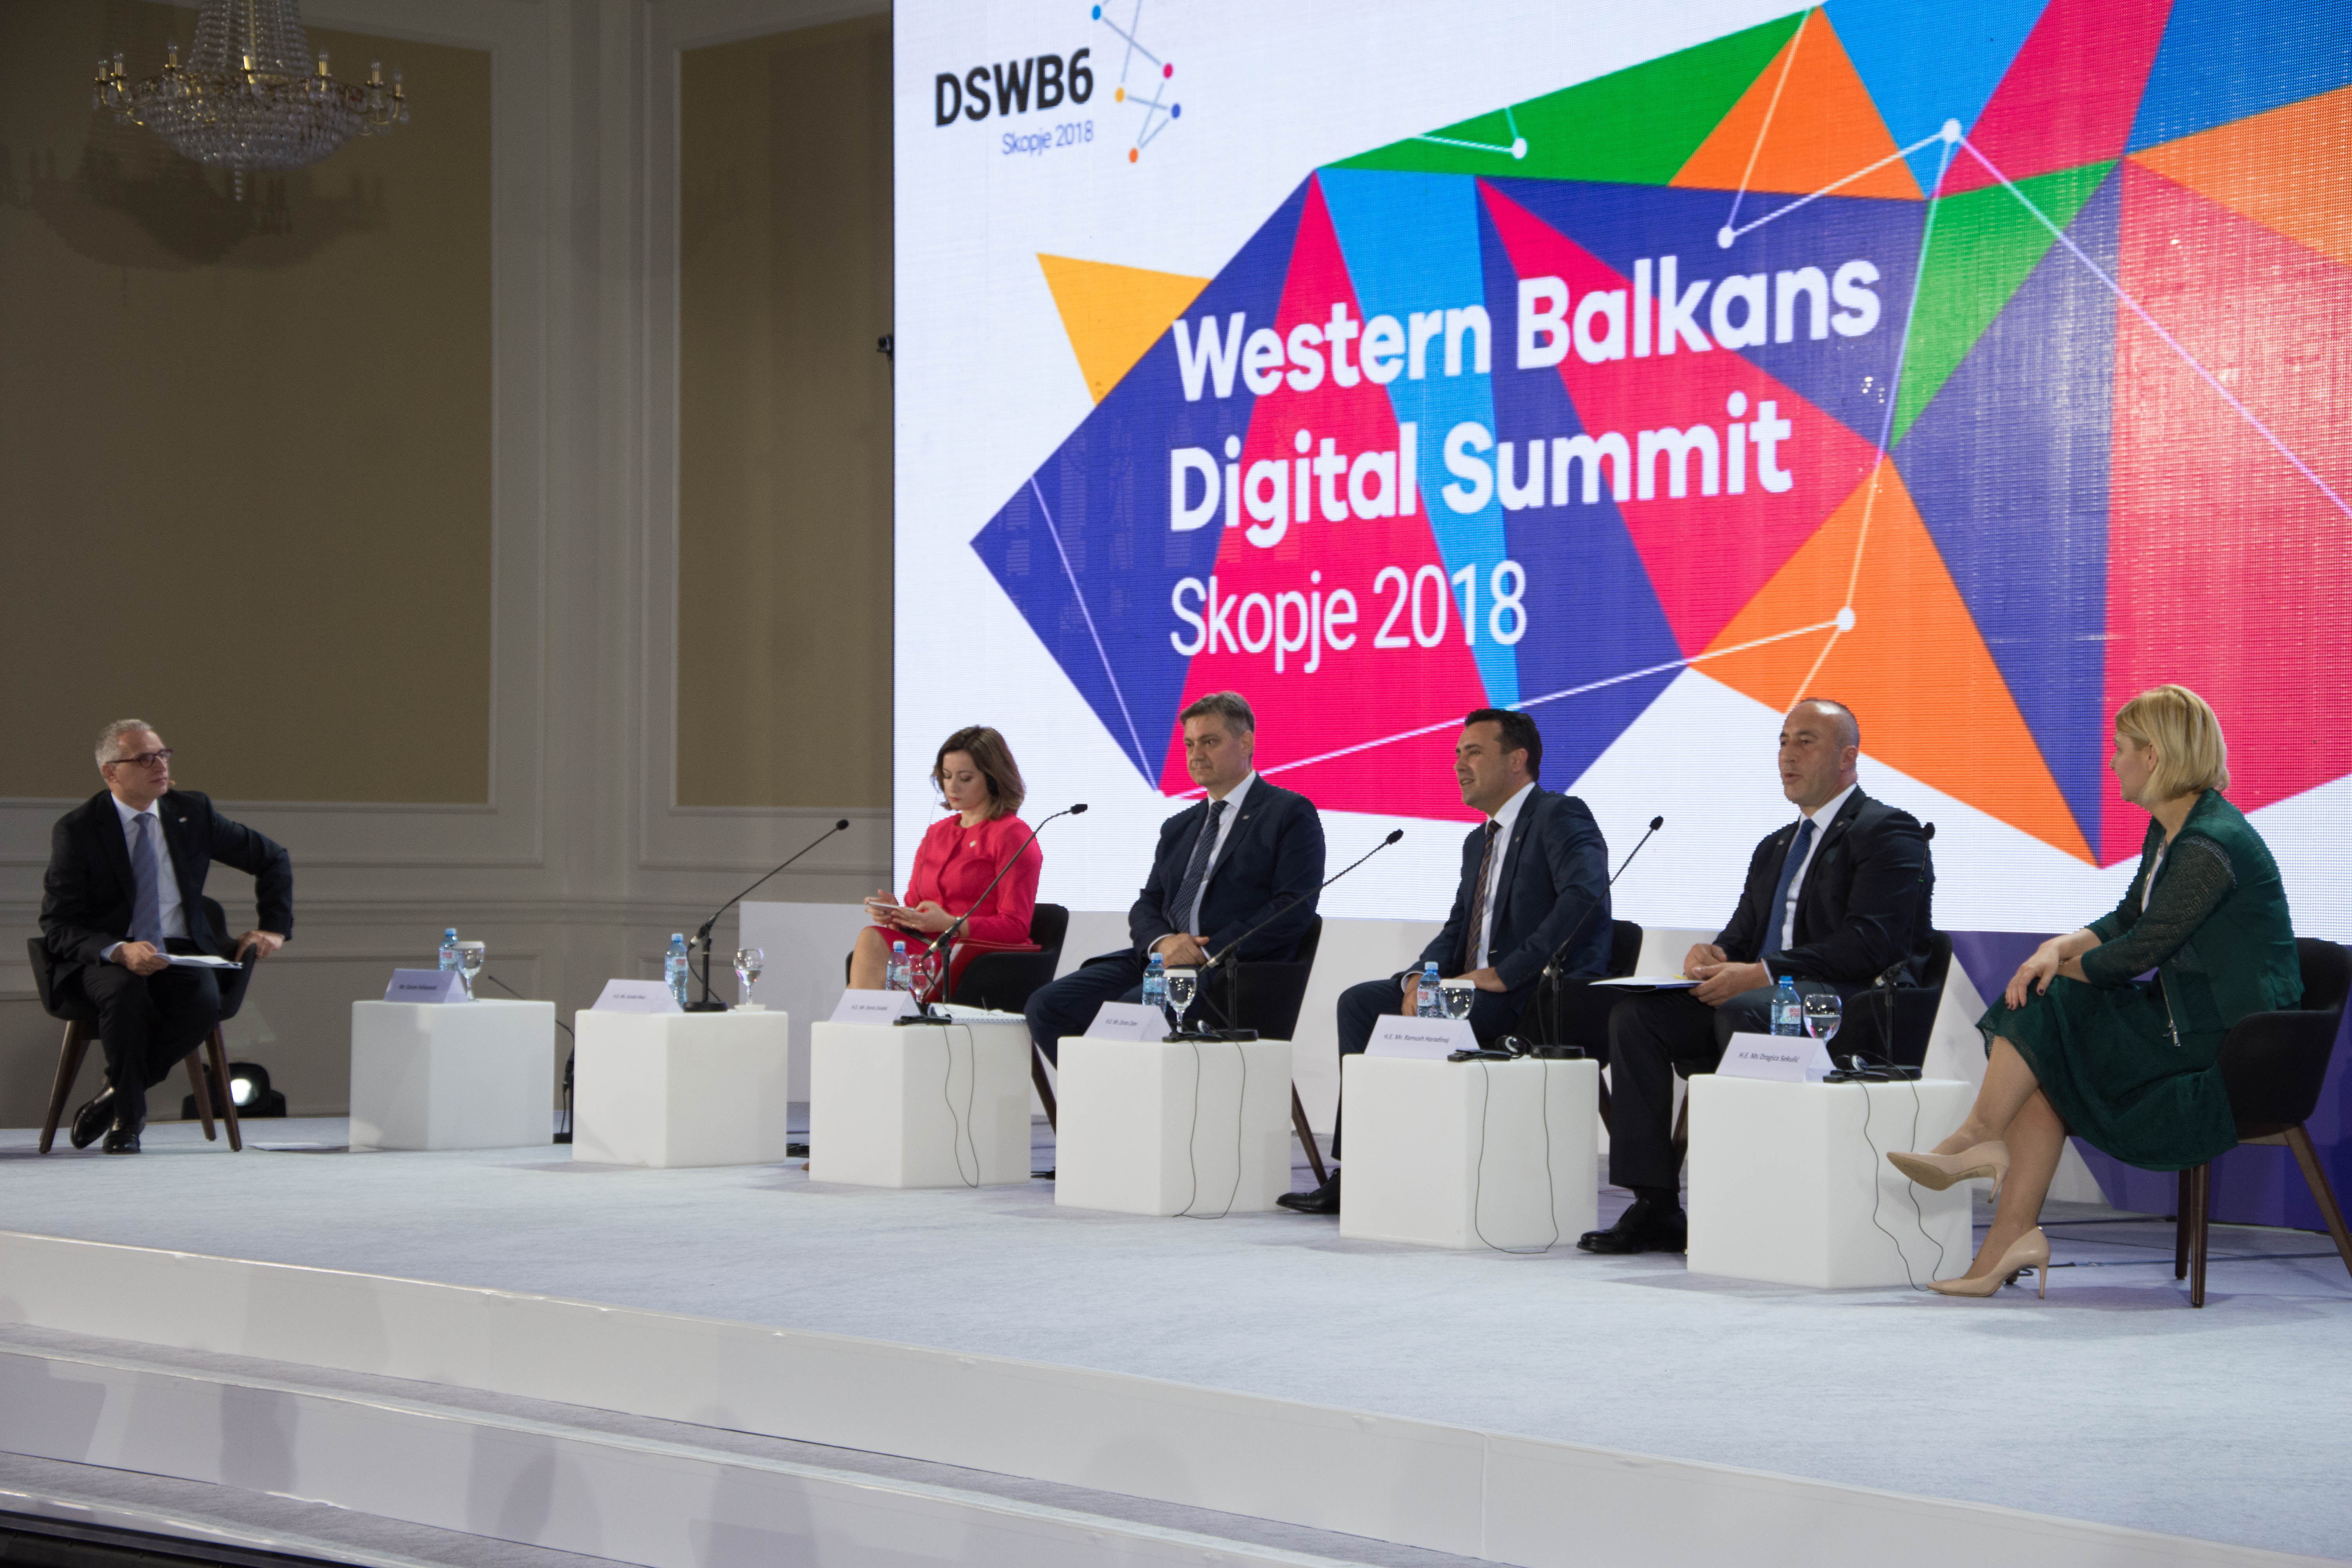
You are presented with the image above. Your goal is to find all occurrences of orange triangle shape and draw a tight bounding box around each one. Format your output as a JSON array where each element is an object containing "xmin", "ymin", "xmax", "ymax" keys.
[
  {"xmin": 1671, "ymin": 10, "xmax": 1922, "ymax": 201},
  {"xmin": 1699, "ymin": 458, "xmax": 2094, "ymax": 861},
  {"xmin": 1037, "ymin": 254, "xmax": 1212, "ymax": 403},
  {"xmin": 2133, "ymin": 84, "xmax": 2352, "ymax": 271}
]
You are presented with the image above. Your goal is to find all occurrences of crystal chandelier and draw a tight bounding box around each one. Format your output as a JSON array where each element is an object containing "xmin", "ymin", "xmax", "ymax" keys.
[{"xmin": 92, "ymin": 0, "xmax": 408, "ymax": 201}]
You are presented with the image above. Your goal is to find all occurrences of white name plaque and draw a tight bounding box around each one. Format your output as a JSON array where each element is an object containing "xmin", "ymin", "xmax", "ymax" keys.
[
  {"xmin": 829, "ymin": 989, "xmax": 919, "ymax": 1024},
  {"xmin": 592, "ymin": 979, "xmax": 683, "ymax": 1015},
  {"xmin": 1366, "ymin": 1016, "xmax": 1476, "ymax": 1060},
  {"xmin": 385, "ymin": 969, "xmax": 466, "ymax": 1004},
  {"xmin": 1719, "ymin": 1031, "xmax": 1835, "ymax": 1083},
  {"xmin": 1084, "ymin": 1002, "xmax": 1167, "ymax": 1041}
]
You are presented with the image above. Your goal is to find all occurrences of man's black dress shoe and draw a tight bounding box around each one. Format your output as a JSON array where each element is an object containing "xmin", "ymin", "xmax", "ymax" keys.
[
  {"xmin": 71, "ymin": 1088, "xmax": 118, "ymax": 1151},
  {"xmin": 1576, "ymin": 1195, "xmax": 1686, "ymax": 1254},
  {"xmin": 1276, "ymin": 1170, "xmax": 1340, "ymax": 1215},
  {"xmin": 101, "ymin": 1127, "xmax": 142, "ymax": 1155}
]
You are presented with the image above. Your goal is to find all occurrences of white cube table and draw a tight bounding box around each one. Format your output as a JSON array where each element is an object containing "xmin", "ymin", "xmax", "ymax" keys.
[
  {"xmin": 572, "ymin": 1010, "xmax": 793, "ymax": 1168},
  {"xmin": 350, "ymin": 998, "xmax": 554, "ymax": 1151},
  {"xmin": 809, "ymin": 1018, "xmax": 1033, "ymax": 1187},
  {"xmin": 1686, "ymin": 1075, "xmax": 1973, "ymax": 1288},
  {"xmin": 1055, "ymin": 1035, "xmax": 1295, "ymax": 1216},
  {"xmin": 1339, "ymin": 1055, "xmax": 1598, "ymax": 1249}
]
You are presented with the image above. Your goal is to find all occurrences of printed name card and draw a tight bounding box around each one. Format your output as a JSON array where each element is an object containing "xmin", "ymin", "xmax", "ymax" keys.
[
  {"xmin": 1083, "ymin": 1002, "xmax": 1168, "ymax": 1041},
  {"xmin": 592, "ymin": 979, "xmax": 683, "ymax": 1015},
  {"xmin": 1366, "ymin": 1016, "xmax": 1476, "ymax": 1060},
  {"xmin": 1718, "ymin": 1031, "xmax": 1835, "ymax": 1083},
  {"xmin": 384, "ymin": 969, "xmax": 467, "ymax": 1004},
  {"xmin": 829, "ymin": 989, "xmax": 919, "ymax": 1024}
]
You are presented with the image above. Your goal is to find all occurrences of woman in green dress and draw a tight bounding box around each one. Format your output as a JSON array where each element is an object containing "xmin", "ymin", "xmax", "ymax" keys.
[{"xmin": 1890, "ymin": 685, "xmax": 2302, "ymax": 1298}]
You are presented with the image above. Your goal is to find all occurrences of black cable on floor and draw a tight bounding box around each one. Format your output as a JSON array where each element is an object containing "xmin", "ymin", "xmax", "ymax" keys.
[{"xmin": 1470, "ymin": 1061, "xmax": 1559, "ymax": 1254}]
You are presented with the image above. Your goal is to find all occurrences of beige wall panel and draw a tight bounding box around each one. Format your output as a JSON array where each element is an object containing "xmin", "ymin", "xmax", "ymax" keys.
[
  {"xmin": 677, "ymin": 16, "xmax": 893, "ymax": 809},
  {"xmin": 0, "ymin": 0, "xmax": 492, "ymax": 805}
]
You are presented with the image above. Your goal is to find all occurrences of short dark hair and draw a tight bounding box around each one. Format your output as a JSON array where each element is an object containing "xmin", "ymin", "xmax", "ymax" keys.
[
  {"xmin": 1178, "ymin": 690, "xmax": 1255, "ymax": 736},
  {"xmin": 1464, "ymin": 708, "xmax": 1541, "ymax": 782}
]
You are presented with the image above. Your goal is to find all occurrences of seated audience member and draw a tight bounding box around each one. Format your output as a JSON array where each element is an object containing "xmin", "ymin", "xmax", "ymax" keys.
[
  {"xmin": 1278, "ymin": 709, "xmax": 1611, "ymax": 1216},
  {"xmin": 1023, "ymin": 691, "xmax": 1324, "ymax": 1061},
  {"xmin": 850, "ymin": 725, "xmax": 1042, "ymax": 998},
  {"xmin": 1890, "ymin": 686, "xmax": 2298, "ymax": 1298},
  {"xmin": 1580, "ymin": 699, "xmax": 1933, "ymax": 1254},
  {"xmin": 41, "ymin": 720, "xmax": 293, "ymax": 1155}
]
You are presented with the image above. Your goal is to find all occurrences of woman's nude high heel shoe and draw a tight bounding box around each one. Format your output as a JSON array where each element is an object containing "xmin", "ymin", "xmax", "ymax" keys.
[
  {"xmin": 1888, "ymin": 1140, "xmax": 2011, "ymax": 1199},
  {"xmin": 1927, "ymin": 1227, "xmax": 2050, "ymax": 1298}
]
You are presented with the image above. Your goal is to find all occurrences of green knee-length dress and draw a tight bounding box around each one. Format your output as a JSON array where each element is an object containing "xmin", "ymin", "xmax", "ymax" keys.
[{"xmin": 1977, "ymin": 791, "xmax": 2302, "ymax": 1171}]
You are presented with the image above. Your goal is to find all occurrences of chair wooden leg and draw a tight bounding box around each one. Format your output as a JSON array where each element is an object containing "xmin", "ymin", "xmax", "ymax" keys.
[
  {"xmin": 2175, "ymin": 1169, "xmax": 2192, "ymax": 1280},
  {"xmin": 1596, "ymin": 1073, "xmax": 1614, "ymax": 1138},
  {"xmin": 185, "ymin": 1048, "xmax": 218, "ymax": 1141},
  {"xmin": 1030, "ymin": 1042, "xmax": 1058, "ymax": 1131},
  {"xmin": 39, "ymin": 1021, "xmax": 92, "ymax": 1155},
  {"xmin": 1290, "ymin": 1085, "xmax": 1328, "ymax": 1187},
  {"xmin": 2188, "ymin": 1161, "xmax": 2211, "ymax": 1308},
  {"xmin": 1670, "ymin": 1091, "xmax": 1690, "ymax": 1169},
  {"xmin": 2283, "ymin": 1124, "xmax": 2352, "ymax": 1285},
  {"xmin": 207, "ymin": 1030, "xmax": 243, "ymax": 1151}
]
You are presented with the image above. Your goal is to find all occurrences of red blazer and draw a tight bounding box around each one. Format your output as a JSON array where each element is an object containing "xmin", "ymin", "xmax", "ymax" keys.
[{"xmin": 880, "ymin": 813, "xmax": 1042, "ymax": 997}]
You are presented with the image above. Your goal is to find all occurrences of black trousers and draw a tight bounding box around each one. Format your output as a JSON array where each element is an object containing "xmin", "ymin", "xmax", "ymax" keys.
[
  {"xmin": 1603, "ymin": 981, "xmax": 1841, "ymax": 1192},
  {"xmin": 73, "ymin": 946, "xmax": 223, "ymax": 1131},
  {"xmin": 1330, "ymin": 976, "xmax": 1523, "ymax": 1159},
  {"xmin": 1025, "ymin": 951, "xmax": 1148, "ymax": 1065}
]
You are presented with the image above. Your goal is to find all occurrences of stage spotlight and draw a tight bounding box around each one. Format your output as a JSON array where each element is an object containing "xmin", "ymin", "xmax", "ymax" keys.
[{"xmin": 181, "ymin": 1060, "xmax": 287, "ymax": 1120}]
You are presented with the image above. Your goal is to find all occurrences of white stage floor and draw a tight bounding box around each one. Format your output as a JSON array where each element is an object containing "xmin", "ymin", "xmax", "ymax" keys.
[{"xmin": 4, "ymin": 1116, "xmax": 2348, "ymax": 1564}]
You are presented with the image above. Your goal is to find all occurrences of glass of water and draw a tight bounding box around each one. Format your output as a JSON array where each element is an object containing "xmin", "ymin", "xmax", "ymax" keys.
[
  {"xmin": 733, "ymin": 947, "xmax": 764, "ymax": 1009},
  {"xmin": 456, "ymin": 940, "xmax": 486, "ymax": 1001},
  {"xmin": 1804, "ymin": 991, "xmax": 1843, "ymax": 1045},
  {"xmin": 1166, "ymin": 967, "xmax": 1199, "ymax": 1034},
  {"xmin": 1441, "ymin": 981, "xmax": 1475, "ymax": 1021}
]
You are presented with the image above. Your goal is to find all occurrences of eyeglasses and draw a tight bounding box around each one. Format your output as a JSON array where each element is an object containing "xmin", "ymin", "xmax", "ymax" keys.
[{"xmin": 109, "ymin": 749, "xmax": 173, "ymax": 768}]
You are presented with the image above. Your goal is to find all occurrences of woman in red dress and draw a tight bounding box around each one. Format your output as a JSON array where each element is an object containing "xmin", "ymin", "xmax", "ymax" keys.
[{"xmin": 847, "ymin": 725, "xmax": 1042, "ymax": 999}]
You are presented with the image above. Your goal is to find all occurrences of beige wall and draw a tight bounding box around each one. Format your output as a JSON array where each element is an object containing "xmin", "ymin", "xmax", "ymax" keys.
[
  {"xmin": 0, "ymin": 0, "xmax": 492, "ymax": 805},
  {"xmin": 677, "ymin": 15, "xmax": 893, "ymax": 809}
]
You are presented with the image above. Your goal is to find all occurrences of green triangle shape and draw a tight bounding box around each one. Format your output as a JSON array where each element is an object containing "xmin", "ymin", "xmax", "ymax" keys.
[
  {"xmin": 1329, "ymin": 11, "xmax": 1804, "ymax": 185},
  {"xmin": 1890, "ymin": 162, "xmax": 2116, "ymax": 444}
]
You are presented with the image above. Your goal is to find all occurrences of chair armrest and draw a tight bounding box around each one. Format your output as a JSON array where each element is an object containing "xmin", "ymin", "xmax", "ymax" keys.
[{"xmin": 2219, "ymin": 1010, "xmax": 2344, "ymax": 1130}]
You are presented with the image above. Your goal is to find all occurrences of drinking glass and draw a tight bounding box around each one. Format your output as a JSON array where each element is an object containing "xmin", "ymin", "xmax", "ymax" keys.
[
  {"xmin": 1166, "ymin": 967, "xmax": 1198, "ymax": 1034},
  {"xmin": 456, "ymin": 940, "xmax": 486, "ymax": 1002},
  {"xmin": 733, "ymin": 947, "xmax": 764, "ymax": 1009},
  {"xmin": 1804, "ymin": 991, "xmax": 1843, "ymax": 1046},
  {"xmin": 1440, "ymin": 982, "xmax": 1475, "ymax": 1021}
]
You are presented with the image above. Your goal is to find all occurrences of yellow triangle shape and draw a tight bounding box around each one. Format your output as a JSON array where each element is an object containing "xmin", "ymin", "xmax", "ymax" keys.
[{"xmin": 1038, "ymin": 254, "xmax": 1212, "ymax": 403}]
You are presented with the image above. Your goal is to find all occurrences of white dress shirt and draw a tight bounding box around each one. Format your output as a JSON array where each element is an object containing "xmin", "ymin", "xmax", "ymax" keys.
[
  {"xmin": 1472, "ymin": 780, "xmax": 1537, "ymax": 970},
  {"xmin": 102, "ymin": 793, "xmax": 188, "ymax": 960},
  {"xmin": 1187, "ymin": 770, "xmax": 1257, "ymax": 936},
  {"xmin": 1775, "ymin": 781, "xmax": 1858, "ymax": 955}
]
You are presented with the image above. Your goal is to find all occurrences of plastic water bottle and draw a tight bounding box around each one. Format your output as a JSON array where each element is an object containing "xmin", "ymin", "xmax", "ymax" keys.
[
  {"xmin": 665, "ymin": 933, "xmax": 691, "ymax": 1007},
  {"xmin": 1142, "ymin": 953, "xmax": 1168, "ymax": 1016},
  {"xmin": 1771, "ymin": 973, "xmax": 1802, "ymax": 1036},
  {"xmin": 437, "ymin": 928, "xmax": 461, "ymax": 975},
  {"xmin": 1416, "ymin": 961, "xmax": 1444, "ymax": 1019},
  {"xmin": 886, "ymin": 940, "xmax": 910, "ymax": 992}
]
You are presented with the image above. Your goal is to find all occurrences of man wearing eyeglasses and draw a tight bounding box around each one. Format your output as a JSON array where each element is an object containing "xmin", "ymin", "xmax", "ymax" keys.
[{"xmin": 39, "ymin": 719, "xmax": 294, "ymax": 1154}]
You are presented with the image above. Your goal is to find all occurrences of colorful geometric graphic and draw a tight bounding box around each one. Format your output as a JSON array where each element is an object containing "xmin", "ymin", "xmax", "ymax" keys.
[
  {"xmin": 1092, "ymin": 2, "xmax": 1182, "ymax": 162},
  {"xmin": 977, "ymin": 1, "xmax": 2352, "ymax": 865}
]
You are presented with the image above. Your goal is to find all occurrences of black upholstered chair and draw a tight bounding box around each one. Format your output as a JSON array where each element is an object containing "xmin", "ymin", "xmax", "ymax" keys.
[
  {"xmin": 2173, "ymin": 937, "xmax": 2352, "ymax": 1307},
  {"xmin": 32, "ymin": 895, "xmax": 255, "ymax": 1153}
]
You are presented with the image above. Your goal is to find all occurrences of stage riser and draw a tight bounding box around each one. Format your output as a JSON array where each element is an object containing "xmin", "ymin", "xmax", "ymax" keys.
[{"xmin": 0, "ymin": 1232, "xmax": 2318, "ymax": 1568}]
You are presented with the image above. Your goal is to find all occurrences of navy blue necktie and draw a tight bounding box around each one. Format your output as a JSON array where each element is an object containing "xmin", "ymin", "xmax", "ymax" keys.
[
  {"xmin": 1168, "ymin": 799, "xmax": 1227, "ymax": 937},
  {"xmin": 1761, "ymin": 817, "xmax": 1816, "ymax": 959}
]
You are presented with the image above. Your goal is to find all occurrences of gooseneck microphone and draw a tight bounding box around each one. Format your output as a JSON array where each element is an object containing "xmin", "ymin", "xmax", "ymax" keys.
[
  {"xmin": 1184, "ymin": 828, "xmax": 1405, "ymax": 1040},
  {"xmin": 689, "ymin": 818, "xmax": 853, "ymax": 1011},
  {"xmin": 898, "ymin": 804, "xmax": 1086, "ymax": 1025},
  {"xmin": 1529, "ymin": 813, "xmax": 1664, "ymax": 1045}
]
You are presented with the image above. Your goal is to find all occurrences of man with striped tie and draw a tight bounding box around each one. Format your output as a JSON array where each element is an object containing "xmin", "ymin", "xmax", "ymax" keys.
[
  {"xmin": 1578, "ymin": 699, "xmax": 1933, "ymax": 1254},
  {"xmin": 40, "ymin": 720, "xmax": 294, "ymax": 1154}
]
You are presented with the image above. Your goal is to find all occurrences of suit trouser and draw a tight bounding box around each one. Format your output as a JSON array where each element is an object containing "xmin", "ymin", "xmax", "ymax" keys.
[
  {"xmin": 1604, "ymin": 981, "xmax": 1839, "ymax": 1192},
  {"xmin": 1331, "ymin": 978, "xmax": 1524, "ymax": 1160},
  {"xmin": 74, "ymin": 949, "xmax": 223, "ymax": 1131},
  {"xmin": 1025, "ymin": 952, "xmax": 1147, "ymax": 1065}
]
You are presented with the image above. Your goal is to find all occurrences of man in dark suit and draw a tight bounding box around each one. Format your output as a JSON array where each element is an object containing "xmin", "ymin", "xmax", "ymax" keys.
[
  {"xmin": 1024, "ymin": 691, "xmax": 1324, "ymax": 1062},
  {"xmin": 1579, "ymin": 699, "xmax": 1932, "ymax": 1253},
  {"xmin": 40, "ymin": 720, "xmax": 294, "ymax": 1154},
  {"xmin": 1278, "ymin": 709, "xmax": 1612, "ymax": 1215}
]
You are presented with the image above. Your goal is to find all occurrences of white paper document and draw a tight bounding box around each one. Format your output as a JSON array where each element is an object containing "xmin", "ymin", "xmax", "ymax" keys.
[
  {"xmin": 169, "ymin": 954, "xmax": 241, "ymax": 970},
  {"xmin": 1589, "ymin": 975, "xmax": 1698, "ymax": 989}
]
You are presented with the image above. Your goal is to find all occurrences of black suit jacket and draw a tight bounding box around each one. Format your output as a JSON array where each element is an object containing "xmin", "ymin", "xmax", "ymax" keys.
[
  {"xmin": 1128, "ymin": 777, "xmax": 1325, "ymax": 963},
  {"xmin": 1716, "ymin": 788, "xmax": 1932, "ymax": 985},
  {"xmin": 41, "ymin": 789, "xmax": 295, "ymax": 969},
  {"xmin": 1418, "ymin": 787, "xmax": 1611, "ymax": 995}
]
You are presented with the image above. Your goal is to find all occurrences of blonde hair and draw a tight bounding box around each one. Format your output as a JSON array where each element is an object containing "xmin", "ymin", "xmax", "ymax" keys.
[{"xmin": 2115, "ymin": 685, "xmax": 2229, "ymax": 801}]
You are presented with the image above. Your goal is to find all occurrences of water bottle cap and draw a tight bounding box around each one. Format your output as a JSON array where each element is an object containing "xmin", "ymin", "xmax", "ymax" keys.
[
  {"xmin": 444, "ymin": 928, "xmax": 457, "ymax": 939},
  {"xmin": 894, "ymin": 940, "xmax": 906, "ymax": 951}
]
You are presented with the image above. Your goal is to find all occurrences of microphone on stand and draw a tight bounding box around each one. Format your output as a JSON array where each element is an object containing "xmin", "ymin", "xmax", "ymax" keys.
[
  {"xmin": 1531, "ymin": 814, "xmax": 1664, "ymax": 1047},
  {"xmin": 898, "ymin": 804, "xmax": 1087, "ymax": 1025},
  {"xmin": 687, "ymin": 818, "xmax": 852, "ymax": 1011},
  {"xmin": 1183, "ymin": 828, "xmax": 1405, "ymax": 1040}
]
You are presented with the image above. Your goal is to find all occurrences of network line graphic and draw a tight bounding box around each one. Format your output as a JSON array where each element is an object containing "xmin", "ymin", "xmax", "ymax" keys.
[{"xmin": 1091, "ymin": 2, "xmax": 1180, "ymax": 162}]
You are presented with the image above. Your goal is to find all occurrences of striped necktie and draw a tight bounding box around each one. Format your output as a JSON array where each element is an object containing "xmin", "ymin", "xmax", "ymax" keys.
[
  {"xmin": 129, "ymin": 813, "xmax": 166, "ymax": 948},
  {"xmin": 1168, "ymin": 798, "xmax": 1227, "ymax": 937},
  {"xmin": 1460, "ymin": 820, "xmax": 1502, "ymax": 973}
]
